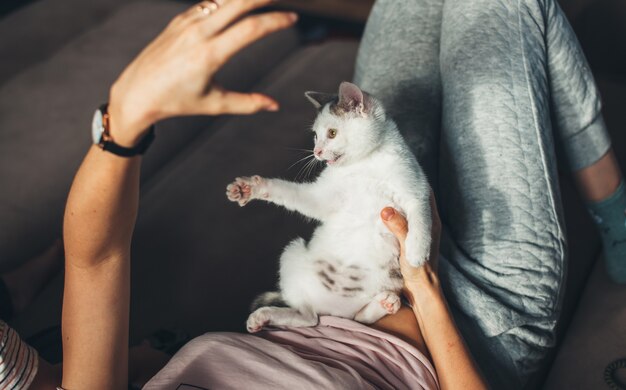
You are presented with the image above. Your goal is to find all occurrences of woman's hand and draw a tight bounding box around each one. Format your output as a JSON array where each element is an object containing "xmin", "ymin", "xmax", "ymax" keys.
[
  {"xmin": 381, "ymin": 193, "xmax": 488, "ymax": 390},
  {"xmin": 108, "ymin": 0, "xmax": 297, "ymax": 147},
  {"xmin": 380, "ymin": 189, "xmax": 443, "ymax": 306}
]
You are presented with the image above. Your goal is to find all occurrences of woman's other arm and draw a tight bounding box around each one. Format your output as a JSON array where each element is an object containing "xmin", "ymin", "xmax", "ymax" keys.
[
  {"xmin": 61, "ymin": 1, "xmax": 296, "ymax": 388},
  {"xmin": 381, "ymin": 193, "xmax": 487, "ymax": 390}
]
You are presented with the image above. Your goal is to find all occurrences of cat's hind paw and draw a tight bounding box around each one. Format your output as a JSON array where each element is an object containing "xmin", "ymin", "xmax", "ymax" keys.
[
  {"xmin": 226, "ymin": 175, "xmax": 264, "ymax": 207},
  {"xmin": 378, "ymin": 292, "xmax": 401, "ymax": 315},
  {"xmin": 246, "ymin": 307, "xmax": 271, "ymax": 333}
]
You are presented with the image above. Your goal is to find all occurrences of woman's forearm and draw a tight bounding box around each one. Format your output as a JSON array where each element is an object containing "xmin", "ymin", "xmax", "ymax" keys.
[
  {"xmin": 406, "ymin": 282, "xmax": 487, "ymax": 390},
  {"xmin": 62, "ymin": 143, "xmax": 142, "ymax": 389}
]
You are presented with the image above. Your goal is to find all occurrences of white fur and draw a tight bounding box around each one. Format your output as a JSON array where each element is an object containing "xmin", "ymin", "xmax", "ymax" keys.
[{"xmin": 226, "ymin": 82, "xmax": 432, "ymax": 332}]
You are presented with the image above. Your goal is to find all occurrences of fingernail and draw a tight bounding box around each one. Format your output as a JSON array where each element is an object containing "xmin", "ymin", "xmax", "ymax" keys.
[
  {"xmin": 266, "ymin": 102, "xmax": 279, "ymax": 112},
  {"xmin": 381, "ymin": 208, "xmax": 395, "ymax": 221},
  {"xmin": 289, "ymin": 12, "xmax": 298, "ymax": 22}
]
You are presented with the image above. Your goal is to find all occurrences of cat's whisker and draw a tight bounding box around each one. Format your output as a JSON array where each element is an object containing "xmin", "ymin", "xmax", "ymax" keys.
[
  {"xmin": 300, "ymin": 157, "xmax": 318, "ymax": 181},
  {"xmin": 295, "ymin": 155, "xmax": 316, "ymax": 181},
  {"xmin": 289, "ymin": 154, "xmax": 315, "ymax": 174},
  {"xmin": 284, "ymin": 147, "xmax": 314, "ymax": 153},
  {"xmin": 302, "ymin": 157, "xmax": 319, "ymax": 181},
  {"xmin": 302, "ymin": 160, "xmax": 316, "ymax": 181},
  {"xmin": 288, "ymin": 154, "xmax": 315, "ymax": 171}
]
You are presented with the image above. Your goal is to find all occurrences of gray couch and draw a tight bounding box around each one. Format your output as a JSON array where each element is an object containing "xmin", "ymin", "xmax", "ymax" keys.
[{"xmin": 0, "ymin": 0, "xmax": 624, "ymax": 388}]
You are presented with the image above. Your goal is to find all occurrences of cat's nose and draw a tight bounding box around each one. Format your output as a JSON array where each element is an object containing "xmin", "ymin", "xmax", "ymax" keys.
[{"xmin": 314, "ymin": 148, "xmax": 323, "ymax": 157}]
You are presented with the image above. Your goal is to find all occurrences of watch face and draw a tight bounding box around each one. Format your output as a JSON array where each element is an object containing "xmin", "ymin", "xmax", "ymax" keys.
[{"xmin": 92, "ymin": 108, "xmax": 104, "ymax": 144}]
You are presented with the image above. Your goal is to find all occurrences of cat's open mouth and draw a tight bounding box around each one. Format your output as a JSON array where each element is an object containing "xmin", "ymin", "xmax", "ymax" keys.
[{"xmin": 326, "ymin": 154, "xmax": 343, "ymax": 165}]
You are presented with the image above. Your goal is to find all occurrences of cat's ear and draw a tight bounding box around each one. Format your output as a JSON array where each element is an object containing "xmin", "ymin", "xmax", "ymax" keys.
[
  {"xmin": 304, "ymin": 91, "xmax": 336, "ymax": 110},
  {"xmin": 337, "ymin": 82, "xmax": 370, "ymax": 116}
]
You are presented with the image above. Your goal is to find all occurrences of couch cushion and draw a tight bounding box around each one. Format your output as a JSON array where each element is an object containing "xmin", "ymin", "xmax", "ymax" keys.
[
  {"xmin": 0, "ymin": 0, "xmax": 300, "ymax": 271},
  {"xmin": 0, "ymin": 0, "xmax": 133, "ymax": 85},
  {"xmin": 544, "ymin": 255, "xmax": 626, "ymax": 389}
]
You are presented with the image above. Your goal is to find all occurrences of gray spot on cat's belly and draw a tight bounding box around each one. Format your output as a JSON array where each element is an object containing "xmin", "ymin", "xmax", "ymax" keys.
[
  {"xmin": 341, "ymin": 286, "xmax": 364, "ymax": 297},
  {"xmin": 318, "ymin": 271, "xmax": 336, "ymax": 286},
  {"xmin": 315, "ymin": 260, "xmax": 365, "ymax": 297},
  {"xmin": 315, "ymin": 259, "xmax": 337, "ymax": 274}
]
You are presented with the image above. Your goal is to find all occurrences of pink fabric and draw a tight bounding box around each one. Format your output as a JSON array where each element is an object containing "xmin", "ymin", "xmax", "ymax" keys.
[{"xmin": 144, "ymin": 316, "xmax": 439, "ymax": 390}]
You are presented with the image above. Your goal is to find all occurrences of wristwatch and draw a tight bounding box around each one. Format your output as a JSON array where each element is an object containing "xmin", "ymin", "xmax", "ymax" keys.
[{"xmin": 92, "ymin": 103, "xmax": 155, "ymax": 157}]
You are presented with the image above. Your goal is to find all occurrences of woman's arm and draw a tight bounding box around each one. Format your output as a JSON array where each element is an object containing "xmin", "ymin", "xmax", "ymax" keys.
[
  {"xmin": 380, "ymin": 193, "xmax": 487, "ymax": 390},
  {"xmin": 62, "ymin": 1, "xmax": 296, "ymax": 388},
  {"xmin": 62, "ymin": 147, "xmax": 140, "ymax": 389}
]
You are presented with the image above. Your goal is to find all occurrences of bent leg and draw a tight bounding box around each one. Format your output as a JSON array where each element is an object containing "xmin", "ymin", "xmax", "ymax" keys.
[
  {"xmin": 246, "ymin": 306, "xmax": 318, "ymax": 333},
  {"xmin": 438, "ymin": 0, "xmax": 573, "ymax": 387},
  {"xmin": 544, "ymin": 0, "xmax": 611, "ymax": 172},
  {"xmin": 354, "ymin": 291, "xmax": 401, "ymax": 324},
  {"xmin": 541, "ymin": 0, "xmax": 626, "ymax": 284},
  {"xmin": 353, "ymin": 0, "xmax": 443, "ymax": 182}
]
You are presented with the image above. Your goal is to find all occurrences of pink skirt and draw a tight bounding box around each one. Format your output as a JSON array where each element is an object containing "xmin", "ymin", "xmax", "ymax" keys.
[{"xmin": 144, "ymin": 316, "xmax": 439, "ymax": 390}]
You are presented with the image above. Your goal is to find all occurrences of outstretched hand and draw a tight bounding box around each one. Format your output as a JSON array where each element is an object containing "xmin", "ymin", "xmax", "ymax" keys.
[
  {"xmin": 108, "ymin": 0, "xmax": 297, "ymax": 147},
  {"xmin": 380, "ymin": 189, "xmax": 442, "ymax": 292}
]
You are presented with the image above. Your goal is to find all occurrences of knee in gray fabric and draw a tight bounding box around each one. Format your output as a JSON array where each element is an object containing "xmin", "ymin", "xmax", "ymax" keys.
[{"xmin": 493, "ymin": 320, "xmax": 557, "ymax": 389}]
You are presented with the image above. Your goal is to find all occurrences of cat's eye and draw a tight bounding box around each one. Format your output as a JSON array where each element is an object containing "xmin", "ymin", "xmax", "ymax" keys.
[
  {"xmin": 313, "ymin": 132, "xmax": 317, "ymax": 140},
  {"xmin": 327, "ymin": 128, "xmax": 338, "ymax": 139}
]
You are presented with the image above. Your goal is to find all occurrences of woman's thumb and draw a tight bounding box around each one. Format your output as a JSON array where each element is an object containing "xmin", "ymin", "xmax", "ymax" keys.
[{"xmin": 380, "ymin": 207, "xmax": 408, "ymax": 241}]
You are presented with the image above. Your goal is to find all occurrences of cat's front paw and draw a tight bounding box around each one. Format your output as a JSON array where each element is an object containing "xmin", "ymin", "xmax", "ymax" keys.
[
  {"xmin": 246, "ymin": 307, "xmax": 271, "ymax": 333},
  {"xmin": 226, "ymin": 175, "xmax": 265, "ymax": 207},
  {"xmin": 405, "ymin": 236, "xmax": 431, "ymax": 267}
]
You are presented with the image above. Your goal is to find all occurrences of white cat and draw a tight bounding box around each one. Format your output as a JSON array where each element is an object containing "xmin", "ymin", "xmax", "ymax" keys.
[{"xmin": 226, "ymin": 82, "xmax": 432, "ymax": 332}]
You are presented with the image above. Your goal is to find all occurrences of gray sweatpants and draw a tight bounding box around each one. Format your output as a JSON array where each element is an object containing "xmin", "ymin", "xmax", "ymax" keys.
[{"xmin": 354, "ymin": 0, "xmax": 611, "ymax": 388}]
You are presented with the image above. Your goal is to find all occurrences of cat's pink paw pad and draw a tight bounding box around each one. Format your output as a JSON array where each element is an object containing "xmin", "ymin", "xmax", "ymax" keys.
[
  {"xmin": 246, "ymin": 308, "xmax": 270, "ymax": 333},
  {"xmin": 379, "ymin": 293, "xmax": 401, "ymax": 314},
  {"xmin": 226, "ymin": 176, "xmax": 263, "ymax": 206}
]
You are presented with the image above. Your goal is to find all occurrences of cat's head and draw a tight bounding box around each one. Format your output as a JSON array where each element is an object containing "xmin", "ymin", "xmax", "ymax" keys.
[{"xmin": 304, "ymin": 82, "xmax": 386, "ymax": 167}]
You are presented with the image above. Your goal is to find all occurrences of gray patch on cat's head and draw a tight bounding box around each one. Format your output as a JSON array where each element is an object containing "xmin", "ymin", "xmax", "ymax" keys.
[
  {"xmin": 335, "ymin": 81, "xmax": 373, "ymax": 116},
  {"xmin": 305, "ymin": 82, "xmax": 376, "ymax": 118}
]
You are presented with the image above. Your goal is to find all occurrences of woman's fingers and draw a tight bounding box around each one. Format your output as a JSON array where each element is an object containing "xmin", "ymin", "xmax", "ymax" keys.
[
  {"xmin": 199, "ymin": 0, "xmax": 276, "ymax": 36},
  {"xmin": 170, "ymin": 0, "xmax": 275, "ymax": 36},
  {"xmin": 202, "ymin": 86, "xmax": 279, "ymax": 114},
  {"xmin": 211, "ymin": 11, "xmax": 297, "ymax": 68},
  {"xmin": 381, "ymin": 208, "xmax": 408, "ymax": 244}
]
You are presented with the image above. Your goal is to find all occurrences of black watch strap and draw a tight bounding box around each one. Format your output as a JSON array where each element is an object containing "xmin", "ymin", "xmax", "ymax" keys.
[
  {"xmin": 102, "ymin": 127, "xmax": 155, "ymax": 157},
  {"xmin": 98, "ymin": 103, "xmax": 156, "ymax": 157}
]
